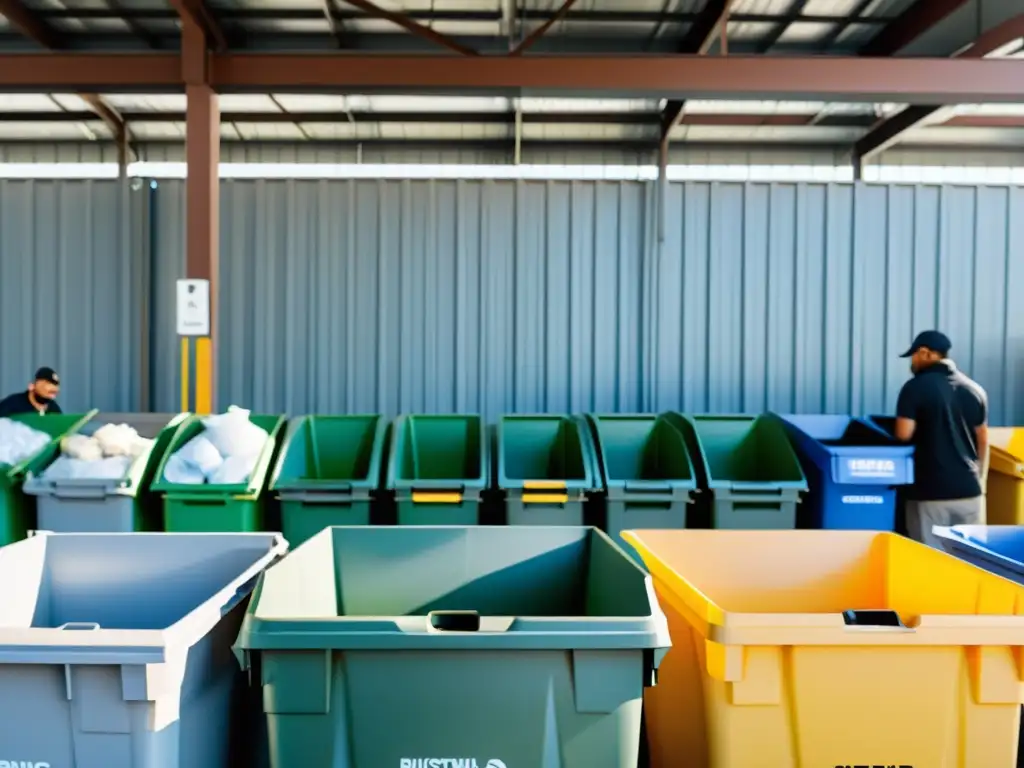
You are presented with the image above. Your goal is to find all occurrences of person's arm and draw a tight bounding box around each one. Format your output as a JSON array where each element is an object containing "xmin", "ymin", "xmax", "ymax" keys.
[
  {"xmin": 976, "ymin": 393, "xmax": 989, "ymax": 493},
  {"xmin": 894, "ymin": 382, "xmax": 917, "ymax": 442}
]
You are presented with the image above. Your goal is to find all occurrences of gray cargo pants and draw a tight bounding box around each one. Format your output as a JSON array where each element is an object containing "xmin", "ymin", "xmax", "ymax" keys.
[{"xmin": 905, "ymin": 496, "xmax": 984, "ymax": 550}]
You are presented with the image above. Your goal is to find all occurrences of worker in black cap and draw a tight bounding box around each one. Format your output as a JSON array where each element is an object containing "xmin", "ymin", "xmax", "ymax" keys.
[
  {"xmin": 894, "ymin": 331, "xmax": 988, "ymax": 548},
  {"xmin": 0, "ymin": 367, "xmax": 63, "ymax": 417}
]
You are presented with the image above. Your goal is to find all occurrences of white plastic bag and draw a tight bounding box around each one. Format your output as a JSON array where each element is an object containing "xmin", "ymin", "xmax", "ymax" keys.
[
  {"xmin": 93, "ymin": 423, "xmax": 139, "ymax": 458},
  {"xmin": 61, "ymin": 434, "xmax": 104, "ymax": 462},
  {"xmin": 0, "ymin": 418, "xmax": 51, "ymax": 466},
  {"xmin": 170, "ymin": 434, "xmax": 224, "ymax": 477},
  {"xmin": 201, "ymin": 406, "xmax": 269, "ymax": 459},
  {"xmin": 162, "ymin": 453, "xmax": 207, "ymax": 484},
  {"xmin": 206, "ymin": 453, "xmax": 258, "ymax": 485}
]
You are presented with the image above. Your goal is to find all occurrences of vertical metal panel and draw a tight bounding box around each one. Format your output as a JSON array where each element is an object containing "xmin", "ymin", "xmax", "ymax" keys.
[
  {"xmin": 0, "ymin": 180, "xmax": 146, "ymax": 412},
  {"xmin": 149, "ymin": 179, "xmax": 1024, "ymax": 425}
]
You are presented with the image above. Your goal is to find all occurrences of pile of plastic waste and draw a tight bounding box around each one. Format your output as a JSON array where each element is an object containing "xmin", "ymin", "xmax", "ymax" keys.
[
  {"xmin": 42, "ymin": 423, "xmax": 155, "ymax": 481},
  {"xmin": 163, "ymin": 406, "xmax": 269, "ymax": 485},
  {"xmin": 0, "ymin": 418, "xmax": 51, "ymax": 467}
]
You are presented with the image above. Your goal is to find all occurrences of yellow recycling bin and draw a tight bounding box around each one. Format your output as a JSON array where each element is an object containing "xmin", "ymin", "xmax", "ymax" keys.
[
  {"xmin": 987, "ymin": 427, "xmax": 1024, "ymax": 524},
  {"xmin": 623, "ymin": 529, "xmax": 1024, "ymax": 768}
]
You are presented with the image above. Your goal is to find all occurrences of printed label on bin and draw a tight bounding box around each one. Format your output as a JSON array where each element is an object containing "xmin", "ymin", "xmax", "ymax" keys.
[
  {"xmin": 836, "ymin": 457, "xmax": 907, "ymax": 485},
  {"xmin": 841, "ymin": 495, "xmax": 885, "ymax": 505},
  {"xmin": 0, "ymin": 762, "xmax": 50, "ymax": 768},
  {"xmin": 400, "ymin": 759, "xmax": 505, "ymax": 768}
]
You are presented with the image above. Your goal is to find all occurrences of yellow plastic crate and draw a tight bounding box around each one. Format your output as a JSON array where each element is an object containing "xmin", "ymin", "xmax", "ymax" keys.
[
  {"xmin": 987, "ymin": 427, "xmax": 1024, "ymax": 525},
  {"xmin": 623, "ymin": 529, "xmax": 1024, "ymax": 768}
]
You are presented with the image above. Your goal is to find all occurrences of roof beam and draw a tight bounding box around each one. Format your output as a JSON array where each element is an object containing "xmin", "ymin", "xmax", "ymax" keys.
[
  {"xmin": 337, "ymin": 0, "xmax": 478, "ymax": 55},
  {"xmin": 510, "ymin": 0, "xmax": 579, "ymax": 56},
  {"xmin": 1, "ymin": 54, "xmax": 1024, "ymax": 103},
  {"xmin": 853, "ymin": 14, "xmax": 1024, "ymax": 163},
  {"xmin": 859, "ymin": 0, "xmax": 970, "ymax": 56},
  {"xmin": 168, "ymin": 0, "xmax": 228, "ymax": 52}
]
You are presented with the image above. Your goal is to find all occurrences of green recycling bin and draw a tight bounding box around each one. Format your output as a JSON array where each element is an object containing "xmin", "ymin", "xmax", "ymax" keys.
[
  {"xmin": 233, "ymin": 525, "xmax": 669, "ymax": 768},
  {"xmin": 586, "ymin": 414, "xmax": 697, "ymax": 554},
  {"xmin": 270, "ymin": 414, "xmax": 388, "ymax": 546},
  {"xmin": 385, "ymin": 414, "xmax": 488, "ymax": 525},
  {"xmin": 679, "ymin": 413, "xmax": 806, "ymax": 529},
  {"xmin": 0, "ymin": 410, "xmax": 95, "ymax": 545},
  {"xmin": 22, "ymin": 412, "xmax": 188, "ymax": 533},
  {"xmin": 152, "ymin": 413, "xmax": 286, "ymax": 532},
  {"xmin": 497, "ymin": 414, "xmax": 599, "ymax": 526}
]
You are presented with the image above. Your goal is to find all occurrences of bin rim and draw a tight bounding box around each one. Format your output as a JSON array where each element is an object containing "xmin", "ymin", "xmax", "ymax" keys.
[
  {"xmin": 269, "ymin": 413, "xmax": 388, "ymax": 493},
  {"xmin": 682, "ymin": 413, "xmax": 808, "ymax": 492},
  {"xmin": 774, "ymin": 412, "xmax": 909, "ymax": 448},
  {"xmin": 384, "ymin": 413, "xmax": 490, "ymax": 492},
  {"xmin": 233, "ymin": 525, "xmax": 670, "ymax": 657},
  {"xmin": 622, "ymin": 528, "xmax": 1024, "ymax": 651},
  {"xmin": 150, "ymin": 412, "xmax": 287, "ymax": 495},
  {"xmin": 495, "ymin": 414, "xmax": 598, "ymax": 492},
  {"xmin": 22, "ymin": 411, "xmax": 189, "ymax": 498},
  {"xmin": 0, "ymin": 530, "xmax": 288, "ymax": 664},
  {"xmin": 585, "ymin": 412, "xmax": 698, "ymax": 490},
  {"xmin": 1, "ymin": 410, "xmax": 98, "ymax": 480}
]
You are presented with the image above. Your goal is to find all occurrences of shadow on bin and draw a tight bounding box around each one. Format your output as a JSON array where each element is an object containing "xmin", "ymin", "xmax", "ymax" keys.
[
  {"xmin": 775, "ymin": 413, "xmax": 913, "ymax": 531},
  {"xmin": 0, "ymin": 410, "xmax": 96, "ymax": 546},
  {"xmin": 270, "ymin": 414, "xmax": 388, "ymax": 545},
  {"xmin": 234, "ymin": 525, "xmax": 670, "ymax": 768},
  {"xmin": 625, "ymin": 528, "xmax": 1024, "ymax": 768},
  {"xmin": 0, "ymin": 530, "xmax": 287, "ymax": 768},
  {"xmin": 23, "ymin": 412, "xmax": 189, "ymax": 533}
]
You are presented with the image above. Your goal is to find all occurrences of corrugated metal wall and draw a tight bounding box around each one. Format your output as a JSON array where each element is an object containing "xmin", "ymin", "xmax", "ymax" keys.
[
  {"xmin": 147, "ymin": 179, "xmax": 1024, "ymax": 424},
  {"xmin": 0, "ymin": 180, "xmax": 149, "ymax": 412},
  {"xmin": 2, "ymin": 178, "xmax": 1022, "ymax": 423}
]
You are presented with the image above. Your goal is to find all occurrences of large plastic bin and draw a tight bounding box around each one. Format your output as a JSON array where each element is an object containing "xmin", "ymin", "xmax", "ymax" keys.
[
  {"xmin": 681, "ymin": 414, "xmax": 806, "ymax": 529},
  {"xmin": 269, "ymin": 414, "xmax": 388, "ymax": 545},
  {"xmin": 0, "ymin": 411, "xmax": 95, "ymax": 546},
  {"xmin": 22, "ymin": 412, "xmax": 189, "ymax": 533},
  {"xmin": 0, "ymin": 529, "xmax": 287, "ymax": 768},
  {"xmin": 234, "ymin": 525, "xmax": 670, "ymax": 768},
  {"xmin": 776, "ymin": 413, "xmax": 913, "ymax": 531},
  {"xmin": 984, "ymin": 428, "xmax": 1024, "ymax": 525},
  {"xmin": 151, "ymin": 414, "xmax": 286, "ymax": 532},
  {"xmin": 385, "ymin": 414, "xmax": 489, "ymax": 525},
  {"xmin": 586, "ymin": 414, "xmax": 697, "ymax": 553},
  {"xmin": 497, "ymin": 414, "xmax": 599, "ymax": 525},
  {"xmin": 624, "ymin": 528, "xmax": 1024, "ymax": 768}
]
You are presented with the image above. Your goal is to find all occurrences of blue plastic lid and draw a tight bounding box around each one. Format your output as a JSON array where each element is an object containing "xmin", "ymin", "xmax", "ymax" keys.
[{"xmin": 933, "ymin": 525, "xmax": 1024, "ymax": 572}]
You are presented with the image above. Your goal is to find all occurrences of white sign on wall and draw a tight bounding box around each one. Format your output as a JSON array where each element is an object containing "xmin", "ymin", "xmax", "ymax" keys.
[{"xmin": 176, "ymin": 279, "xmax": 210, "ymax": 336}]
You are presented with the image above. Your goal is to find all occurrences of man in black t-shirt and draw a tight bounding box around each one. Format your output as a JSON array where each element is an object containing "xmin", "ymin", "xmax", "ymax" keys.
[
  {"xmin": 0, "ymin": 367, "xmax": 63, "ymax": 417},
  {"xmin": 894, "ymin": 331, "xmax": 988, "ymax": 548}
]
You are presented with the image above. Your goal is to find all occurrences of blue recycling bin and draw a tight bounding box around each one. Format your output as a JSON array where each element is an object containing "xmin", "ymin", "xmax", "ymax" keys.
[
  {"xmin": 776, "ymin": 413, "xmax": 914, "ymax": 530},
  {"xmin": 933, "ymin": 525, "xmax": 1024, "ymax": 584}
]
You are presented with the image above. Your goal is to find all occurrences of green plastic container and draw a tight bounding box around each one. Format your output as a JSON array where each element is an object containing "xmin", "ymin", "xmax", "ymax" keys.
[
  {"xmin": 270, "ymin": 414, "xmax": 388, "ymax": 546},
  {"xmin": 151, "ymin": 413, "xmax": 286, "ymax": 532},
  {"xmin": 497, "ymin": 414, "xmax": 598, "ymax": 526},
  {"xmin": 0, "ymin": 411, "xmax": 95, "ymax": 545},
  {"xmin": 680, "ymin": 413, "xmax": 807, "ymax": 529},
  {"xmin": 234, "ymin": 525, "xmax": 669, "ymax": 768},
  {"xmin": 385, "ymin": 414, "xmax": 488, "ymax": 525},
  {"xmin": 587, "ymin": 414, "xmax": 697, "ymax": 554},
  {"xmin": 22, "ymin": 412, "xmax": 189, "ymax": 533}
]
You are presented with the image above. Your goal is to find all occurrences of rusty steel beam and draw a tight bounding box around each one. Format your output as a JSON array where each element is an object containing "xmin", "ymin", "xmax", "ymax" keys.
[
  {"xmin": 853, "ymin": 14, "xmax": 1024, "ymax": 165},
  {"xmin": 0, "ymin": 0, "xmax": 63, "ymax": 47},
  {"xmin": 859, "ymin": 0, "xmax": 969, "ymax": 56},
  {"xmin": 168, "ymin": 0, "xmax": 228, "ymax": 52},
  {"xmin": 510, "ymin": 0, "xmax": 579, "ymax": 56},
  {"xmin": 339, "ymin": 0, "xmax": 478, "ymax": 55},
  {"xmin": 0, "ymin": 54, "xmax": 180, "ymax": 88}
]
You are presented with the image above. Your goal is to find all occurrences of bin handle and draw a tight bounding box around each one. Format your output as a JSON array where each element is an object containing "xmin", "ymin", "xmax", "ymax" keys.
[
  {"xmin": 623, "ymin": 480, "xmax": 674, "ymax": 494},
  {"xmin": 729, "ymin": 482, "xmax": 785, "ymax": 495},
  {"xmin": 841, "ymin": 609, "xmax": 913, "ymax": 632},
  {"xmin": 423, "ymin": 611, "xmax": 514, "ymax": 634},
  {"xmin": 53, "ymin": 484, "xmax": 118, "ymax": 500},
  {"xmin": 58, "ymin": 622, "xmax": 100, "ymax": 631}
]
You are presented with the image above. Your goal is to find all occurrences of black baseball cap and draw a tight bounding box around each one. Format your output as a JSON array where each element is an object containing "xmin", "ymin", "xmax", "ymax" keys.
[
  {"xmin": 34, "ymin": 367, "xmax": 59, "ymax": 385},
  {"xmin": 899, "ymin": 330, "xmax": 951, "ymax": 358}
]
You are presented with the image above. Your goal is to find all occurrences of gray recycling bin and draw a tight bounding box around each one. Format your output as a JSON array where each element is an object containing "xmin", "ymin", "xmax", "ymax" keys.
[
  {"xmin": 0, "ymin": 530, "xmax": 287, "ymax": 768},
  {"xmin": 22, "ymin": 412, "xmax": 188, "ymax": 533},
  {"xmin": 234, "ymin": 525, "xmax": 670, "ymax": 768}
]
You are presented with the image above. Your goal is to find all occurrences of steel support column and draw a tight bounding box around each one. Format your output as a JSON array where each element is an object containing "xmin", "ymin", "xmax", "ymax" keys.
[{"xmin": 183, "ymin": 19, "xmax": 219, "ymax": 414}]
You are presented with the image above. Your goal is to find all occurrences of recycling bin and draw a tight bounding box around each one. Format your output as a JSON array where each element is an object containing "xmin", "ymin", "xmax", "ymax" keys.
[
  {"xmin": 385, "ymin": 414, "xmax": 489, "ymax": 525},
  {"xmin": 776, "ymin": 413, "xmax": 913, "ymax": 530},
  {"xmin": 152, "ymin": 414, "xmax": 286, "ymax": 532},
  {"xmin": 624, "ymin": 528, "xmax": 1024, "ymax": 768},
  {"xmin": 984, "ymin": 428, "xmax": 1024, "ymax": 525},
  {"xmin": 586, "ymin": 414, "xmax": 697, "ymax": 556},
  {"xmin": 22, "ymin": 412, "xmax": 188, "ymax": 533},
  {"xmin": 0, "ymin": 529, "xmax": 287, "ymax": 768},
  {"xmin": 677, "ymin": 413, "xmax": 805, "ymax": 529},
  {"xmin": 234, "ymin": 525, "xmax": 670, "ymax": 768},
  {"xmin": 270, "ymin": 414, "xmax": 388, "ymax": 545},
  {"xmin": 0, "ymin": 410, "xmax": 95, "ymax": 546},
  {"xmin": 497, "ymin": 414, "xmax": 599, "ymax": 526}
]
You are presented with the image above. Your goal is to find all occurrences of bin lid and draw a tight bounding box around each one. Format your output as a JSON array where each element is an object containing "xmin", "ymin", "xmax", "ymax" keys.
[{"xmin": 932, "ymin": 525, "xmax": 1024, "ymax": 572}]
